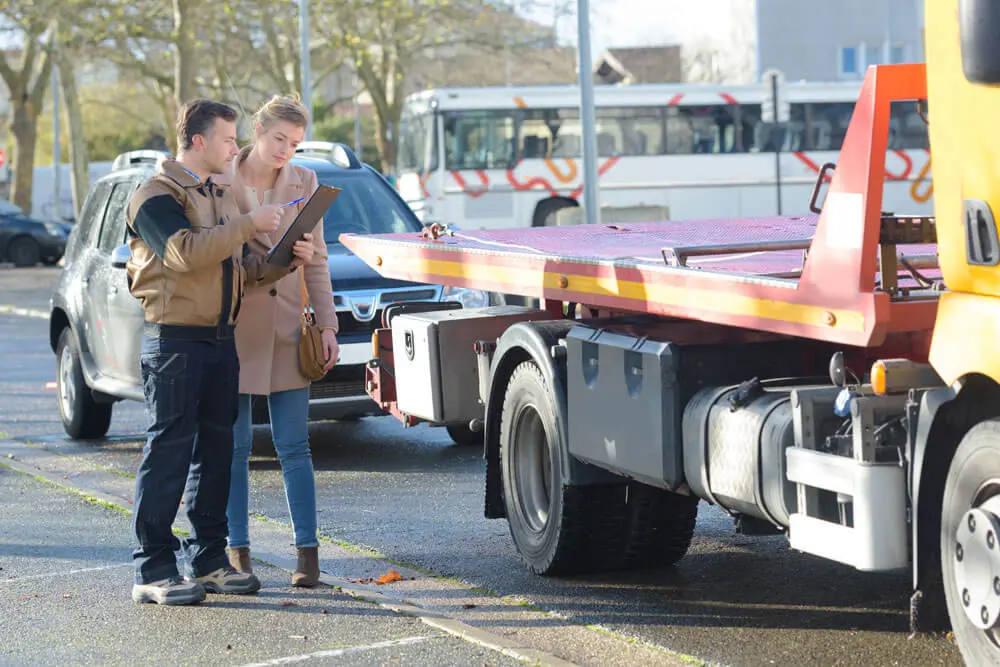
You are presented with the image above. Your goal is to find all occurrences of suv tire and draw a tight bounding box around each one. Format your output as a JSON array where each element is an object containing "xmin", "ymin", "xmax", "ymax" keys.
[{"xmin": 56, "ymin": 328, "xmax": 112, "ymax": 439}]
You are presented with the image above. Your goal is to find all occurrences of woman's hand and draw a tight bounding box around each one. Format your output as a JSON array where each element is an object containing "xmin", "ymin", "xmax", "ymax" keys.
[
  {"xmin": 289, "ymin": 233, "xmax": 317, "ymax": 269},
  {"xmin": 322, "ymin": 329, "xmax": 339, "ymax": 372}
]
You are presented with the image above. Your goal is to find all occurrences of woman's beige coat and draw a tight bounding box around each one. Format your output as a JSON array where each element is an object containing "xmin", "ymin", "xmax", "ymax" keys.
[{"xmin": 221, "ymin": 147, "xmax": 337, "ymax": 395}]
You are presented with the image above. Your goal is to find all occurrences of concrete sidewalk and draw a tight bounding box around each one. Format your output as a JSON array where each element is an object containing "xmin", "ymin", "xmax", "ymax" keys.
[{"xmin": 0, "ymin": 440, "xmax": 698, "ymax": 667}]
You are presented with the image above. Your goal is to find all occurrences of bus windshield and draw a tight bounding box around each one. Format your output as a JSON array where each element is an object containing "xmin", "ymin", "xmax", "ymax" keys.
[{"xmin": 397, "ymin": 112, "xmax": 437, "ymax": 174}]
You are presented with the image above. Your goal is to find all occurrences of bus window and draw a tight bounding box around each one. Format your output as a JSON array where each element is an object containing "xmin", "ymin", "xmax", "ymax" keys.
[
  {"xmin": 803, "ymin": 102, "xmax": 853, "ymax": 151},
  {"xmin": 667, "ymin": 106, "xmax": 737, "ymax": 154},
  {"xmin": 443, "ymin": 110, "xmax": 516, "ymax": 170},
  {"xmin": 888, "ymin": 100, "xmax": 929, "ymax": 149},
  {"xmin": 548, "ymin": 109, "xmax": 582, "ymax": 158},
  {"xmin": 736, "ymin": 104, "xmax": 762, "ymax": 153},
  {"xmin": 520, "ymin": 110, "xmax": 553, "ymax": 158},
  {"xmin": 398, "ymin": 112, "xmax": 437, "ymax": 173},
  {"xmin": 597, "ymin": 108, "xmax": 665, "ymax": 156}
]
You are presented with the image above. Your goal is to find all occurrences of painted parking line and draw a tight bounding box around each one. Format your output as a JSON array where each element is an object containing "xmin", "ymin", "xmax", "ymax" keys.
[
  {"xmin": 0, "ymin": 563, "xmax": 131, "ymax": 584},
  {"xmin": 0, "ymin": 304, "xmax": 49, "ymax": 319},
  {"xmin": 237, "ymin": 635, "xmax": 443, "ymax": 666}
]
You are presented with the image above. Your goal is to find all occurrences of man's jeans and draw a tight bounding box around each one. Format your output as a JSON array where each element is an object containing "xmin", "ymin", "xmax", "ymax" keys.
[
  {"xmin": 132, "ymin": 332, "xmax": 239, "ymax": 585},
  {"xmin": 228, "ymin": 387, "xmax": 318, "ymax": 549}
]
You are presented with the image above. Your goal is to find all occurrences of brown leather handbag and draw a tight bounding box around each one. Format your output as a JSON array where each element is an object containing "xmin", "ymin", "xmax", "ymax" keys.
[{"xmin": 298, "ymin": 269, "xmax": 327, "ymax": 382}]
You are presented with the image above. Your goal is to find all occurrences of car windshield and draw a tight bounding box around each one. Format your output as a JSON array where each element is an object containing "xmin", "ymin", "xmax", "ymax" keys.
[{"xmin": 315, "ymin": 171, "xmax": 419, "ymax": 245}]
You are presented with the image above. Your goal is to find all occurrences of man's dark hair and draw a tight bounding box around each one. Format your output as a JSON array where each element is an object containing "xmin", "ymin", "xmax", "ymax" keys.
[{"xmin": 175, "ymin": 99, "xmax": 238, "ymax": 151}]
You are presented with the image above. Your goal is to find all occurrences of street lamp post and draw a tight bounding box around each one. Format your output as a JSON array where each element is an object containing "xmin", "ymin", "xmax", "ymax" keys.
[
  {"xmin": 299, "ymin": 0, "xmax": 312, "ymax": 139},
  {"xmin": 575, "ymin": 0, "xmax": 600, "ymax": 226}
]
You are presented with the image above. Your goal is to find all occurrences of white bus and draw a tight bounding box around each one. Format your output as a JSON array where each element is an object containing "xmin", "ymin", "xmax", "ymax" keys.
[{"xmin": 394, "ymin": 79, "xmax": 931, "ymax": 229}]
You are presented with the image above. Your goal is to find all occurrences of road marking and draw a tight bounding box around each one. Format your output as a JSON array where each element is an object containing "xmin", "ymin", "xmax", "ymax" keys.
[
  {"xmin": 237, "ymin": 635, "xmax": 441, "ymax": 666},
  {"xmin": 0, "ymin": 563, "xmax": 130, "ymax": 584},
  {"xmin": 0, "ymin": 304, "xmax": 48, "ymax": 319}
]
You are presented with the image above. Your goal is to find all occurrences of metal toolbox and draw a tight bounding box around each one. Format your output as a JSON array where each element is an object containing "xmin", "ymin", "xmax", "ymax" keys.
[
  {"xmin": 565, "ymin": 326, "xmax": 684, "ymax": 489},
  {"xmin": 391, "ymin": 306, "xmax": 547, "ymax": 423}
]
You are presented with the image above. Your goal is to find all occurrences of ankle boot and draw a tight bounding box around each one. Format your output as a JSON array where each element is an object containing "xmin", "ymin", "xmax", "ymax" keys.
[
  {"xmin": 228, "ymin": 547, "xmax": 252, "ymax": 574},
  {"xmin": 291, "ymin": 546, "xmax": 320, "ymax": 587}
]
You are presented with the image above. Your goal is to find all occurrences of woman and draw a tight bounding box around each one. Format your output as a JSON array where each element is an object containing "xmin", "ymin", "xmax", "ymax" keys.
[{"xmin": 224, "ymin": 94, "xmax": 339, "ymax": 587}]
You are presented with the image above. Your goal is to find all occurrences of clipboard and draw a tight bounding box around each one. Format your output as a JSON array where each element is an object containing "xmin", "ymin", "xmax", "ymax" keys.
[{"xmin": 266, "ymin": 184, "xmax": 341, "ymax": 266}]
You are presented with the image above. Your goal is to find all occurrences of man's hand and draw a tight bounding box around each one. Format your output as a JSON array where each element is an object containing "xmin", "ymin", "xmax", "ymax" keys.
[
  {"xmin": 321, "ymin": 329, "xmax": 339, "ymax": 372},
  {"xmin": 289, "ymin": 233, "xmax": 317, "ymax": 269},
  {"xmin": 250, "ymin": 204, "xmax": 282, "ymax": 233}
]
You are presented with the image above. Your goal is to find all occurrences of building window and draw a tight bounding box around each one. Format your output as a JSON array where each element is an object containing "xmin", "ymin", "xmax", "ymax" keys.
[
  {"xmin": 840, "ymin": 46, "xmax": 858, "ymax": 77},
  {"xmin": 890, "ymin": 44, "xmax": 907, "ymax": 64}
]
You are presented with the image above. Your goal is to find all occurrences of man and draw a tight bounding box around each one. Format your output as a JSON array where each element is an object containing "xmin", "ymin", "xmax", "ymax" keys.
[{"xmin": 125, "ymin": 99, "xmax": 314, "ymax": 605}]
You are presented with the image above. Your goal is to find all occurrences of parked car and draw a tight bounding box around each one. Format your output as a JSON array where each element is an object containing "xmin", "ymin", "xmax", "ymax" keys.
[
  {"xmin": 0, "ymin": 199, "xmax": 70, "ymax": 266},
  {"xmin": 48, "ymin": 144, "xmax": 489, "ymax": 444}
]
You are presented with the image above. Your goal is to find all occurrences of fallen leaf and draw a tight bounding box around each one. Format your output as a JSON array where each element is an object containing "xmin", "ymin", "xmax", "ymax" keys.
[
  {"xmin": 320, "ymin": 609, "xmax": 328, "ymax": 615},
  {"xmin": 376, "ymin": 569, "xmax": 403, "ymax": 585},
  {"xmin": 280, "ymin": 600, "xmax": 298, "ymax": 607},
  {"xmin": 63, "ymin": 594, "xmax": 72, "ymax": 599},
  {"xmin": 289, "ymin": 635, "xmax": 307, "ymax": 640},
  {"xmin": 462, "ymin": 603, "xmax": 476, "ymax": 609},
  {"xmin": 226, "ymin": 645, "xmax": 232, "ymax": 651}
]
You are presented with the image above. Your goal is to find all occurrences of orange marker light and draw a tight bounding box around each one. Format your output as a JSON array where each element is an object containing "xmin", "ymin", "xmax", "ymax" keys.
[{"xmin": 871, "ymin": 360, "xmax": 887, "ymax": 396}]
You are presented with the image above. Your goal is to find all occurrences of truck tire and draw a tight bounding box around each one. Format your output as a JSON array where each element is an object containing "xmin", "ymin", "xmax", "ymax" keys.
[
  {"xmin": 940, "ymin": 419, "xmax": 1000, "ymax": 665},
  {"xmin": 56, "ymin": 328, "xmax": 112, "ymax": 440},
  {"xmin": 618, "ymin": 482, "xmax": 699, "ymax": 568},
  {"xmin": 500, "ymin": 360, "xmax": 599, "ymax": 574}
]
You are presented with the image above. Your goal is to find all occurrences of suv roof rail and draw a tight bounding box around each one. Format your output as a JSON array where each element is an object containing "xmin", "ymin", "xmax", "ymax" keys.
[
  {"xmin": 112, "ymin": 150, "xmax": 170, "ymax": 172},
  {"xmin": 294, "ymin": 141, "xmax": 362, "ymax": 169}
]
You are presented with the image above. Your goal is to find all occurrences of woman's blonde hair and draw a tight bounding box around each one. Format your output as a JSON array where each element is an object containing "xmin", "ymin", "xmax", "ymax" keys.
[{"xmin": 254, "ymin": 93, "xmax": 309, "ymax": 131}]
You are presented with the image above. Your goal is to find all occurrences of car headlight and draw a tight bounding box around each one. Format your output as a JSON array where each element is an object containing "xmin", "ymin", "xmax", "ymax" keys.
[
  {"xmin": 44, "ymin": 222, "xmax": 67, "ymax": 238},
  {"xmin": 441, "ymin": 286, "xmax": 490, "ymax": 309}
]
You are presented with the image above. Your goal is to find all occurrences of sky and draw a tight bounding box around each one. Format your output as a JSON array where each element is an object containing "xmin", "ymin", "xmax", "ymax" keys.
[{"xmin": 519, "ymin": 0, "xmax": 747, "ymax": 53}]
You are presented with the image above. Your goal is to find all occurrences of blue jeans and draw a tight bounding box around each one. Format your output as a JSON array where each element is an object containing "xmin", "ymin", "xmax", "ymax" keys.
[
  {"xmin": 228, "ymin": 387, "xmax": 318, "ymax": 548},
  {"xmin": 132, "ymin": 333, "xmax": 238, "ymax": 584}
]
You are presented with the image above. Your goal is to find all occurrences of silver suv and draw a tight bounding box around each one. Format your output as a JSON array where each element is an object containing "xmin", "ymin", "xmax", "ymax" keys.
[{"xmin": 48, "ymin": 143, "xmax": 489, "ymax": 443}]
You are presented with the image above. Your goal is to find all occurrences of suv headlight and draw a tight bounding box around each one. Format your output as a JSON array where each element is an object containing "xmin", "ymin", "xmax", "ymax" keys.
[{"xmin": 441, "ymin": 286, "xmax": 490, "ymax": 309}]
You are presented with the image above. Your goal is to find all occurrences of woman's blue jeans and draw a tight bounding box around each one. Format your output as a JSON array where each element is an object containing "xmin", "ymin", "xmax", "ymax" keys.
[{"xmin": 228, "ymin": 387, "xmax": 318, "ymax": 548}]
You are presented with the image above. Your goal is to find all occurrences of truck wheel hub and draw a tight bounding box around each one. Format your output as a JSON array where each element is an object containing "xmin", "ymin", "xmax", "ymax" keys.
[{"xmin": 954, "ymin": 501, "xmax": 1000, "ymax": 630}]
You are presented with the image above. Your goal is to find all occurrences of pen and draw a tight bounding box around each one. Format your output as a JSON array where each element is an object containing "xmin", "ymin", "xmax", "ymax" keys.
[{"xmin": 281, "ymin": 197, "xmax": 305, "ymax": 208}]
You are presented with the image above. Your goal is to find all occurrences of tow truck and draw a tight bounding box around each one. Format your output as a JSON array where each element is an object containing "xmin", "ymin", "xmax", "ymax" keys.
[{"xmin": 341, "ymin": 3, "xmax": 1000, "ymax": 662}]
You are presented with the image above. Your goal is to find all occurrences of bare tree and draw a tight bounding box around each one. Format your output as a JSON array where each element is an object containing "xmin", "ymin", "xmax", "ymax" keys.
[
  {"xmin": 0, "ymin": 2, "xmax": 59, "ymax": 211},
  {"xmin": 681, "ymin": 2, "xmax": 756, "ymax": 84}
]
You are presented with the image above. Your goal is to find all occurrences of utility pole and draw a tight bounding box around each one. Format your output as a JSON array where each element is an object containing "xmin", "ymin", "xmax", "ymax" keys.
[
  {"xmin": 52, "ymin": 56, "xmax": 61, "ymax": 220},
  {"xmin": 299, "ymin": 0, "xmax": 312, "ymax": 139},
  {"xmin": 576, "ymin": 0, "xmax": 600, "ymax": 225},
  {"xmin": 353, "ymin": 68, "xmax": 363, "ymax": 156}
]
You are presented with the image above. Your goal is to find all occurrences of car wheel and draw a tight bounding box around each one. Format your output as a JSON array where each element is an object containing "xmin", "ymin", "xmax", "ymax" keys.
[
  {"xmin": 9, "ymin": 236, "xmax": 41, "ymax": 267},
  {"xmin": 56, "ymin": 328, "xmax": 112, "ymax": 439},
  {"xmin": 446, "ymin": 423, "xmax": 482, "ymax": 446}
]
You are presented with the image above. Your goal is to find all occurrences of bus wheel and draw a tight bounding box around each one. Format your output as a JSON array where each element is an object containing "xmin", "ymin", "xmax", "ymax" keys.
[
  {"xmin": 941, "ymin": 418, "xmax": 1000, "ymax": 665},
  {"xmin": 532, "ymin": 199, "xmax": 577, "ymax": 227},
  {"xmin": 500, "ymin": 360, "xmax": 594, "ymax": 574}
]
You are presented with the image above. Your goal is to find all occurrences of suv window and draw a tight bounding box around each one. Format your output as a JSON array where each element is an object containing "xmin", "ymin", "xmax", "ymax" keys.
[
  {"xmin": 76, "ymin": 181, "xmax": 113, "ymax": 249},
  {"xmin": 97, "ymin": 181, "xmax": 133, "ymax": 254}
]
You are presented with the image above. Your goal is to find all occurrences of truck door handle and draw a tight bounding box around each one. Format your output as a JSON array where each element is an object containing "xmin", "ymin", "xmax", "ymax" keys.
[
  {"xmin": 109, "ymin": 285, "xmax": 118, "ymax": 296},
  {"xmin": 80, "ymin": 277, "xmax": 89, "ymax": 287}
]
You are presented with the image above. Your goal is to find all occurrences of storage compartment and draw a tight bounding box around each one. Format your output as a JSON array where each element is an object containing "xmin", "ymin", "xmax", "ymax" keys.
[
  {"xmin": 391, "ymin": 306, "xmax": 546, "ymax": 423},
  {"xmin": 566, "ymin": 326, "xmax": 683, "ymax": 489},
  {"xmin": 682, "ymin": 383, "xmax": 806, "ymax": 527}
]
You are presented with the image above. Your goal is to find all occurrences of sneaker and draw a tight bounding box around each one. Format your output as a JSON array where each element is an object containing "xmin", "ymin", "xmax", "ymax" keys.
[
  {"xmin": 190, "ymin": 566, "xmax": 261, "ymax": 595},
  {"xmin": 132, "ymin": 576, "xmax": 206, "ymax": 605}
]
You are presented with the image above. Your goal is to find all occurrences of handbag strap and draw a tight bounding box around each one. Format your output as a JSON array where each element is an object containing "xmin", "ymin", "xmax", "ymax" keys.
[{"xmin": 298, "ymin": 268, "xmax": 312, "ymax": 324}]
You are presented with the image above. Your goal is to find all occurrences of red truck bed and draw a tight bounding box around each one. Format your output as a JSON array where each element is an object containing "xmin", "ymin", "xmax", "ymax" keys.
[{"xmin": 341, "ymin": 63, "xmax": 937, "ymax": 350}]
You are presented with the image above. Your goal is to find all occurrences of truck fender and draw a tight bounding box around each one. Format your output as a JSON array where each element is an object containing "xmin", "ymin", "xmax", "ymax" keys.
[
  {"xmin": 909, "ymin": 377, "xmax": 1000, "ymax": 632},
  {"xmin": 483, "ymin": 320, "xmax": 617, "ymax": 519}
]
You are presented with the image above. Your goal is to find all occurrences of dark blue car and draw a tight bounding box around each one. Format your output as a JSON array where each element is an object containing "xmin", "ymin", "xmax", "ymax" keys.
[{"xmin": 48, "ymin": 143, "xmax": 489, "ymax": 441}]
